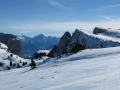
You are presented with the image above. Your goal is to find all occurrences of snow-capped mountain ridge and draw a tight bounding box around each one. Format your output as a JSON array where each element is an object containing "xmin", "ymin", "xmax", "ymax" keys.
[
  {"xmin": 67, "ymin": 29, "xmax": 120, "ymax": 52},
  {"xmin": 49, "ymin": 28, "xmax": 120, "ymax": 57},
  {"xmin": 1, "ymin": 27, "xmax": 120, "ymax": 89},
  {"xmin": 18, "ymin": 34, "xmax": 59, "ymax": 57},
  {"xmin": 93, "ymin": 27, "xmax": 120, "ymax": 38},
  {"xmin": 0, "ymin": 42, "xmax": 8, "ymax": 50}
]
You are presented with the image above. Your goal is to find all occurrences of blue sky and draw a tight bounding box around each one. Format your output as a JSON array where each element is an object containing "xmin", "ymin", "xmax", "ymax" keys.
[{"xmin": 1, "ymin": 0, "xmax": 120, "ymax": 37}]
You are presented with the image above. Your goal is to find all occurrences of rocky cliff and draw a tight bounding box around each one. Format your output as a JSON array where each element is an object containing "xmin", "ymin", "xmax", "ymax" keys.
[
  {"xmin": 0, "ymin": 33, "xmax": 22, "ymax": 57},
  {"xmin": 48, "ymin": 32, "xmax": 71, "ymax": 57},
  {"xmin": 49, "ymin": 28, "xmax": 120, "ymax": 57},
  {"xmin": 48, "ymin": 31, "xmax": 85, "ymax": 57},
  {"xmin": 93, "ymin": 27, "xmax": 107, "ymax": 34},
  {"xmin": 93, "ymin": 27, "xmax": 120, "ymax": 38}
]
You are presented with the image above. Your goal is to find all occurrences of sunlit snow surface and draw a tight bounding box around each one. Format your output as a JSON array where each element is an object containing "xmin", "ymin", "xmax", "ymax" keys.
[
  {"xmin": 1, "ymin": 47, "xmax": 120, "ymax": 90},
  {"xmin": 95, "ymin": 27, "xmax": 120, "ymax": 42}
]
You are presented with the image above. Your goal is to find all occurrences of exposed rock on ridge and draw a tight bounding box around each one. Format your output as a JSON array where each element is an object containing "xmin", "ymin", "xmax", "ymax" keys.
[
  {"xmin": 93, "ymin": 27, "xmax": 120, "ymax": 38},
  {"xmin": 48, "ymin": 31, "xmax": 85, "ymax": 57},
  {"xmin": 93, "ymin": 27, "xmax": 107, "ymax": 34},
  {"xmin": 0, "ymin": 33, "xmax": 22, "ymax": 57},
  {"xmin": 56, "ymin": 32, "xmax": 71, "ymax": 56},
  {"xmin": 48, "ymin": 32, "xmax": 71, "ymax": 57},
  {"xmin": 67, "ymin": 29, "xmax": 120, "ymax": 52},
  {"xmin": 66, "ymin": 29, "xmax": 85, "ymax": 53},
  {"xmin": 49, "ymin": 28, "xmax": 120, "ymax": 57}
]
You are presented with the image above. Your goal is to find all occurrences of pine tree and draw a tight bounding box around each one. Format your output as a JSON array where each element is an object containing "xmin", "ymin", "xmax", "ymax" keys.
[
  {"xmin": 10, "ymin": 54, "xmax": 13, "ymax": 57},
  {"xmin": 13, "ymin": 63, "xmax": 16, "ymax": 67},
  {"xmin": 30, "ymin": 59, "xmax": 36, "ymax": 69},
  {"xmin": 20, "ymin": 60, "xmax": 22, "ymax": 63},
  {"xmin": 10, "ymin": 61, "xmax": 12, "ymax": 66},
  {"xmin": 24, "ymin": 62, "xmax": 27, "ymax": 65},
  {"xmin": 7, "ymin": 66, "xmax": 10, "ymax": 70},
  {"xmin": 0, "ymin": 62, "xmax": 2, "ymax": 66},
  {"xmin": 22, "ymin": 62, "xmax": 25, "ymax": 66},
  {"xmin": 17, "ymin": 63, "xmax": 20, "ymax": 68}
]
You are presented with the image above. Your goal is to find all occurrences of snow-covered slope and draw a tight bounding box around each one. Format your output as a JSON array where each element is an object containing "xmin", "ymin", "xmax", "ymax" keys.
[
  {"xmin": 0, "ymin": 42, "xmax": 32, "ymax": 71},
  {"xmin": 93, "ymin": 27, "xmax": 120, "ymax": 38},
  {"xmin": 103, "ymin": 28, "xmax": 120, "ymax": 38},
  {"xmin": 1, "ymin": 27, "xmax": 120, "ymax": 89},
  {"xmin": 1, "ymin": 47, "xmax": 120, "ymax": 90},
  {"xmin": 67, "ymin": 29, "xmax": 120, "ymax": 52},
  {"xmin": 49, "ymin": 29, "xmax": 120, "ymax": 57},
  {"xmin": 93, "ymin": 27, "xmax": 120, "ymax": 42},
  {"xmin": 0, "ymin": 42, "xmax": 8, "ymax": 50}
]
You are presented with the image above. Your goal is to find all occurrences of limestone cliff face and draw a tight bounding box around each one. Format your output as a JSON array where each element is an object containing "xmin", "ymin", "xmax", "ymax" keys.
[
  {"xmin": 93, "ymin": 27, "xmax": 107, "ymax": 34},
  {"xmin": 48, "ymin": 32, "xmax": 71, "ymax": 57},
  {"xmin": 55, "ymin": 32, "xmax": 71, "ymax": 56},
  {"xmin": 0, "ymin": 33, "xmax": 22, "ymax": 57},
  {"xmin": 48, "ymin": 31, "xmax": 85, "ymax": 57},
  {"xmin": 66, "ymin": 29, "xmax": 85, "ymax": 53},
  {"xmin": 48, "ymin": 28, "xmax": 120, "ymax": 57}
]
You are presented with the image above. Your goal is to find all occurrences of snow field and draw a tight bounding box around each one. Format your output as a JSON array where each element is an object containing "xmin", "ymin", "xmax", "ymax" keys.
[{"xmin": 0, "ymin": 47, "xmax": 120, "ymax": 90}]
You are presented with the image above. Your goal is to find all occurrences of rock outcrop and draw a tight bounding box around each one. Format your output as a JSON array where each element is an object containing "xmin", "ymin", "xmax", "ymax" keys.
[
  {"xmin": 56, "ymin": 32, "xmax": 71, "ymax": 56},
  {"xmin": 0, "ymin": 33, "xmax": 22, "ymax": 57},
  {"xmin": 66, "ymin": 29, "xmax": 86, "ymax": 53},
  {"xmin": 49, "ymin": 28, "xmax": 120, "ymax": 58},
  {"xmin": 93, "ymin": 27, "xmax": 120, "ymax": 38},
  {"xmin": 67, "ymin": 29, "xmax": 120, "ymax": 52},
  {"xmin": 48, "ymin": 45, "xmax": 57, "ymax": 58},
  {"xmin": 48, "ymin": 30, "xmax": 85, "ymax": 57},
  {"xmin": 70, "ymin": 44, "xmax": 85, "ymax": 53},
  {"xmin": 48, "ymin": 32, "xmax": 71, "ymax": 57},
  {"xmin": 93, "ymin": 27, "xmax": 107, "ymax": 34}
]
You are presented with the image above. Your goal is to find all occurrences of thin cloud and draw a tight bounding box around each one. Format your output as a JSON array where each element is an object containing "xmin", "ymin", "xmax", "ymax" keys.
[
  {"xmin": 1, "ymin": 20, "xmax": 120, "ymax": 33},
  {"xmin": 36, "ymin": 0, "xmax": 73, "ymax": 10},
  {"xmin": 48, "ymin": 0, "xmax": 73, "ymax": 10},
  {"xmin": 99, "ymin": 15, "xmax": 115, "ymax": 22},
  {"xmin": 18, "ymin": 30, "xmax": 33, "ymax": 33},
  {"xmin": 88, "ymin": 4, "xmax": 120, "ymax": 12}
]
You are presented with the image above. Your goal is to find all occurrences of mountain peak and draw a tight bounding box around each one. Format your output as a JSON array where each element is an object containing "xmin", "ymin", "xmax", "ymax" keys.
[
  {"xmin": 38, "ymin": 34, "xmax": 44, "ymax": 37},
  {"xmin": 63, "ymin": 31, "xmax": 71, "ymax": 39},
  {"xmin": 18, "ymin": 34, "xmax": 59, "ymax": 57},
  {"xmin": 33, "ymin": 34, "xmax": 46, "ymax": 39}
]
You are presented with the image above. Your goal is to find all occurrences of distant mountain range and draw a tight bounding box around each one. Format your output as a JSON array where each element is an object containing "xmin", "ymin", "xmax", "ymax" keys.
[
  {"xmin": 1, "ymin": 27, "xmax": 120, "ymax": 58},
  {"xmin": 1, "ymin": 27, "xmax": 120, "ymax": 71},
  {"xmin": 17, "ymin": 34, "xmax": 60, "ymax": 57}
]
